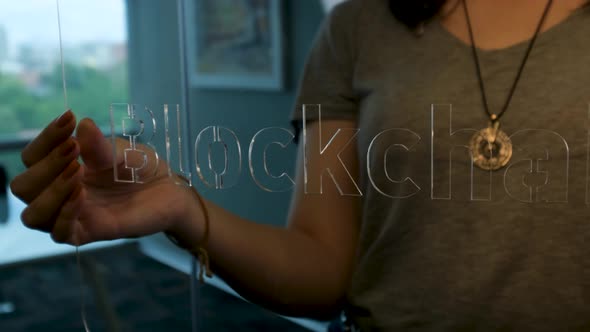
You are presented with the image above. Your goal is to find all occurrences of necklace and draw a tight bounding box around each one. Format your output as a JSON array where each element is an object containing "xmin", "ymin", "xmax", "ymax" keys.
[{"xmin": 464, "ymin": 0, "xmax": 553, "ymax": 171}]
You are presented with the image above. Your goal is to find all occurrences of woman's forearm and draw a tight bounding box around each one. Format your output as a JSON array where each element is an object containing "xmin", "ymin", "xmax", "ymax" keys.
[{"xmin": 168, "ymin": 192, "xmax": 350, "ymax": 319}]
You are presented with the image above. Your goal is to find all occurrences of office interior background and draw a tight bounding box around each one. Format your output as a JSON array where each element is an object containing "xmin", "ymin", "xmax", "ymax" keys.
[{"xmin": 0, "ymin": 0, "xmax": 339, "ymax": 331}]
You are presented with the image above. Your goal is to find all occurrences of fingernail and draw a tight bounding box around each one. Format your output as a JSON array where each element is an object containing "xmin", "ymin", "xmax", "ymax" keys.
[
  {"xmin": 60, "ymin": 140, "xmax": 77, "ymax": 157},
  {"xmin": 62, "ymin": 161, "xmax": 80, "ymax": 180},
  {"xmin": 56, "ymin": 110, "xmax": 73, "ymax": 128}
]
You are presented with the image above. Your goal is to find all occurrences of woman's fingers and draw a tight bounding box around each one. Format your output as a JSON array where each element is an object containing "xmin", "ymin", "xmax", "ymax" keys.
[
  {"xmin": 76, "ymin": 118, "xmax": 114, "ymax": 171},
  {"xmin": 51, "ymin": 184, "xmax": 85, "ymax": 244},
  {"xmin": 10, "ymin": 138, "xmax": 79, "ymax": 203},
  {"xmin": 21, "ymin": 110, "xmax": 76, "ymax": 168},
  {"xmin": 76, "ymin": 118, "xmax": 162, "ymax": 181},
  {"xmin": 20, "ymin": 160, "xmax": 83, "ymax": 232}
]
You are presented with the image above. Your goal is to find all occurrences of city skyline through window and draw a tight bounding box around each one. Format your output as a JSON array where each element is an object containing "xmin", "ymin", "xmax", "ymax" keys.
[{"xmin": 0, "ymin": 0, "xmax": 128, "ymax": 180}]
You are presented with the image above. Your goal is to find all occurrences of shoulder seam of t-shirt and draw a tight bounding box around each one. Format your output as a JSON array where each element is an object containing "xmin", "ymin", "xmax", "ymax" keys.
[{"xmin": 331, "ymin": 0, "xmax": 364, "ymax": 80}]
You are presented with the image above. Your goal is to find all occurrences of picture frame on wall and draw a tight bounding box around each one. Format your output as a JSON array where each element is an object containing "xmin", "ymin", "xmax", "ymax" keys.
[
  {"xmin": 184, "ymin": 0, "xmax": 284, "ymax": 91},
  {"xmin": 320, "ymin": 0, "xmax": 345, "ymax": 12}
]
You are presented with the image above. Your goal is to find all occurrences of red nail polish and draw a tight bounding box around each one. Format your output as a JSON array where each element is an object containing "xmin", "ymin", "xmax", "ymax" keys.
[{"xmin": 56, "ymin": 110, "xmax": 73, "ymax": 128}]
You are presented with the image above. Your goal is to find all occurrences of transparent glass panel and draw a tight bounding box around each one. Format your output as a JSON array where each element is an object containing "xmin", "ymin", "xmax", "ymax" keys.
[
  {"xmin": 1, "ymin": 0, "xmax": 327, "ymax": 331},
  {"xmin": 7, "ymin": 0, "xmax": 589, "ymax": 331}
]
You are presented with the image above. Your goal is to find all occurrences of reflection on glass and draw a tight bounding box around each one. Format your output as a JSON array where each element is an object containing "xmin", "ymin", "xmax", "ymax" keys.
[
  {"xmin": 302, "ymin": 104, "xmax": 362, "ymax": 196},
  {"xmin": 195, "ymin": 126, "xmax": 242, "ymax": 189},
  {"xmin": 367, "ymin": 128, "xmax": 422, "ymax": 199},
  {"xmin": 110, "ymin": 103, "xmax": 159, "ymax": 184},
  {"xmin": 248, "ymin": 127, "xmax": 295, "ymax": 192},
  {"xmin": 504, "ymin": 129, "xmax": 570, "ymax": 203},
  {"xmin": 431, "ymin": 104, "xmax": 492, "ymax": 201},
  {"xmin": 165, "ymin": 104, "xmax": 192, "ymax": 186}
]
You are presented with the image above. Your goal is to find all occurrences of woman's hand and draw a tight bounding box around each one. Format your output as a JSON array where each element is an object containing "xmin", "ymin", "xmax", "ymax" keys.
[{"xmin": 9, "ymin": 110, "xmax": 197, "ymax": 245}]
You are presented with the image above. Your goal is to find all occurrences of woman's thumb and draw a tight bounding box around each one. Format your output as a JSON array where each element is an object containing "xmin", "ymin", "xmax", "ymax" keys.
[{"xmin": 75, "ymin": 118, "xmax": 114, "ymax": 171}]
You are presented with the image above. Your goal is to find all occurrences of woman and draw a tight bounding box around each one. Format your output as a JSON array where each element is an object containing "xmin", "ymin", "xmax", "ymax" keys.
[{"xmin": 10, "ymin": 0, "xmax": 590, "ymax": 330}]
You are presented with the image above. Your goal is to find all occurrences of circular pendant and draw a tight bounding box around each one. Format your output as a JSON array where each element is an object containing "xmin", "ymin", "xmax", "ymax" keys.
[{"xmin": 469, "ymin": 127, "xmax": 512, "ymax": 171}]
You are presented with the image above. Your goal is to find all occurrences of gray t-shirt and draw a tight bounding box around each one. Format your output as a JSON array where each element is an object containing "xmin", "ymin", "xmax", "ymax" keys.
[{"xmin": 292, "ymin": 0, "xmax": 590, "ymax": 330}]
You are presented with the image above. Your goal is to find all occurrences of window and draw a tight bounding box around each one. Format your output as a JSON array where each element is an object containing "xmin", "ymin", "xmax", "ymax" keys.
[
  {"xmin": 0, "ymin": 0, "xmax": 129, "ymax": 257},
  {"xmin": 0, "ymin": 5, "xmax": 133, "ymax": 326},
  {"xmin": 0, "ymin": 0, "xmax": 128, "ymax": 182}
]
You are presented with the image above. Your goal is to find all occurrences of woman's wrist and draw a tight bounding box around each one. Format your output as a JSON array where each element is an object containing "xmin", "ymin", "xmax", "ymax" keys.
[
  {"xmin": 165, "ymin": 176, "xmax": 214, "ymax": 281},
  {"xmin": 165, "ymin": 176, "xmax": 207, "ymax": 250}
]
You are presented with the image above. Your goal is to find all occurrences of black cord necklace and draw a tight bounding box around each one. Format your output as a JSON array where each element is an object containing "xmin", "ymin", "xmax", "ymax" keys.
[{"xmin": 464, "ymin": 0, "xmax": 554, "ymax": 171}]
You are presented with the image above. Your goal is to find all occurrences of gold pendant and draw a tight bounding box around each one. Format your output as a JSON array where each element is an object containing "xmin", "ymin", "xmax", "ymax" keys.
[{"xmin": 469, "ymin": 121, "xmax": 512, "ymax": 171}]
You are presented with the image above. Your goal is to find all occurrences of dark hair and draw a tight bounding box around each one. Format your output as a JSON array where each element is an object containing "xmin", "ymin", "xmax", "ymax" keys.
[
  {"xmin": 388, "ymin": 0, "xmax": 448, "ymax": 28},
  {"xmin": 390, "ymin": 0, "xmax": 590, "ymax": 29}
]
